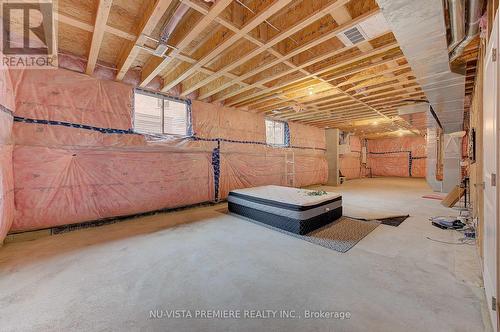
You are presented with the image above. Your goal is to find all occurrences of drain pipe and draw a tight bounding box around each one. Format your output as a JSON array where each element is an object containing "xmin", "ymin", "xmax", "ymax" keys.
[{"xmin": 449, "ymin": 0, "xmax": 484, "ymax": 61}]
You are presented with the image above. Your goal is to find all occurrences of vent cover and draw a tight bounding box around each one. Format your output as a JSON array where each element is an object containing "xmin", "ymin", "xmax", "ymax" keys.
[
  {"xmin": 344, "ymin": 27, "xmax": 366, "ymax": 43},
  {"xmin": 337, "ymin": 13, "xmax": 390, "ymax": 46},
  {"xmin": 338, "ymin": 26, "xmax": 367, "ymax": 46}
]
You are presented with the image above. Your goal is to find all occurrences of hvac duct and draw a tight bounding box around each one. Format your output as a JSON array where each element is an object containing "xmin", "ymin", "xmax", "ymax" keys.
[
  {"xmin": 376, "ymin": 0, "xmax": 466, "ymax": 133},
  {"xmin": 160, "ymin": 0, "xmax": 217, "ymax": 42},
  {"xmin": 450, "ymin": 0, "xmax": 484, "ymax": 61},
  {"xmin": 156, "ymin": 3, "xmax": 190, "ymax": 56},
  {"xmin": 447, "ymin": 0, "xmax": 466, "ymax": 52}
]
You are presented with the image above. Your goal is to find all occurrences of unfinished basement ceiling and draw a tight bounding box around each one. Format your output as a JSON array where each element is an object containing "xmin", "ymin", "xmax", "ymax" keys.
[{"xmin": 55, "ymin": 0, "xmax": 479, "ymax": 138}]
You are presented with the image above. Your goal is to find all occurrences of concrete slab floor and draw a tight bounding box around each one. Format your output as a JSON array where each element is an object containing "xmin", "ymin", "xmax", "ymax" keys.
[{"xmin": 0, "ymin": 178, "xmax": 492, "ymax": 331}]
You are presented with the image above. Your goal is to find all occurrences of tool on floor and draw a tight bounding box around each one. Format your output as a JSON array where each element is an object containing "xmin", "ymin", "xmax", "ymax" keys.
[{"xmin": 430, "ymin": 216, "xmax": 465, "ymax": 229}]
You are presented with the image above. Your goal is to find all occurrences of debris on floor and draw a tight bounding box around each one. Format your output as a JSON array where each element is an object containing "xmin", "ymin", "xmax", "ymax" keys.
[
  {"xmin": 422, "ymin": 194, "xmax": 445, "ymax": 200},
  {"xmin": 430, "ymin": 216, "xmax": 465, "ymax": 230},
  {"xmin": 441, "ymin": 186, "xmax": 466, "ymax": 207}
]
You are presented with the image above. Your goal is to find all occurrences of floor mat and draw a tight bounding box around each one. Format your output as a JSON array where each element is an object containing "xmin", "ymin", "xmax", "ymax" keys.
[
  {"xmin": 230, "ymin": 213, "xmax": 379, "ymax": 253},
  {"xmin": 347, "ymin": 215, "xmax": 409, "ymax": 227},
  {"xmin": 376, "ymin": 215, "xmax": 409, "ymax": 227}
]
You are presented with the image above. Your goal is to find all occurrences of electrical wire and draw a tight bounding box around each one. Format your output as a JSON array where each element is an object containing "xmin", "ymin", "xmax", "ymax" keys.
[{"xmin": 425, "ymin": 236, "xmax": 476, "ymax": 245}]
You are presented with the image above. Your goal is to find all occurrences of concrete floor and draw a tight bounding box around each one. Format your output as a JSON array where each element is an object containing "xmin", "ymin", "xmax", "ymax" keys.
[{"xmin": 0, "ymin": 178, "xmax": 492, "ymax": 331}]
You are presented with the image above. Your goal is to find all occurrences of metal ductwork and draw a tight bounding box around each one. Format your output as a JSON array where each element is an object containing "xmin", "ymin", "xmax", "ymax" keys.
[
  {"xmin": 447, "ymin": 0, "xmax": 466, "ymax": 52},
  {"xmin": 449, "ymin": 0, "xmax": 484, "ymax": 61},
  {"xmin": 155, "ymin": 3, "xmax": 190, "ymax": 56},
  {"xmin": 376, "ymin": 0, "xmax": 466, "ymax": 133}
]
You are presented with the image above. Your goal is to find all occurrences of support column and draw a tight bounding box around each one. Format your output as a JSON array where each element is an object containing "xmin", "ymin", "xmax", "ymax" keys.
[
  {"xmin": 426, "ymin": 128, "xmax": 443, "ymax": 191},
  {"xmin": 325, "ymin": 128, "xmax": 339, "ymax": 186},
  {"xmin": 442, "ymin": 133, "xmax": 462, "ymax": 193}
]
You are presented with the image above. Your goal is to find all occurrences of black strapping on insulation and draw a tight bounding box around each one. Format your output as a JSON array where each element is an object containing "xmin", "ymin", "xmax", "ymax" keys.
[
  {"xmin": 12, "ymin": 115, "xmax": 325, "ymax": 150},
  {"xmin": 186, "ymin": 99, "xmax": 194, "ymax": 136},
  {"xmin": 368, "ymin": 150, "xmax": 427, "ymax": 177},
  {"xmin": 14, "ymin": 116, "xmax": 136, "ymax": 134},
  {"xmin": 0, "ymin": 104, "xmax": 14, "ymax": 117},
  {"xmin": 192, "ymin": 135, "xmax": 325, "ymax": 200},
  {"xmin": 343, "ymin": 145, "xmax": 427, "ymax": 177},
  {"xmin": 211, "ymin": 141, "xmax": 221, "ymax": 202},
  {"xmin": 284, "ymin": 121, "xmax": 291, "ymax": 147},
  {"xmin": 191, "ymin": 136, "xmax": 325, "ymax": 151},
  {"xmin": 12, "ymin": 115, "xmax": 326, "ymax": 202}
]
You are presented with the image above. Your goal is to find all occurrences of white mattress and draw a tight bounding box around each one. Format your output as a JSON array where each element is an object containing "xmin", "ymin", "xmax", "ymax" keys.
[
  {"xmin": 228, "ymin": 195, "xmax": 342, "ymax": 220},
  {"xmin": 230, "ymin": 185, "xmax": 341, "ymax": 207}
]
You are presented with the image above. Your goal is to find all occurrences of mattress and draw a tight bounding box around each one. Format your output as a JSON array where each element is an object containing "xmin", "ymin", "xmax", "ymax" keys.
[{"xmin": 228, "ymin": 185, "xmax": 342, "ymax": 235}]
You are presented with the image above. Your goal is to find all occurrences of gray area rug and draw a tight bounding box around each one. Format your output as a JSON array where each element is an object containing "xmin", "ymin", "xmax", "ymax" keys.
[{"xmin": 229, "ymin": 212, "xmax": 379, "ymax": 253}]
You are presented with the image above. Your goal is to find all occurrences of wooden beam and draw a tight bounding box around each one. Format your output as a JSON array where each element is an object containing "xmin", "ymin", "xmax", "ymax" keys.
[
  {"xmin": 232, "ymin": 1, "xmax": 244, "ymax": 27},
  {"xmin": 201, "ymin": 8, "xmax": 381, "ymax": 100},
  {"xmin": 339, "ymin": 64, "xmax": 411, "ymax": 90},
  {"xmin": 180, "ymin": 0, "xmax": 351, "ymax": 97},
  {"xmin": 228, "ymin": 43, "xmax": 401, "ymax": 107},
  {"xmin": 328, "ymin": 5, "xmax": 352, "ymax": 24},
  {"xmin": 285, "ymin": 87, "xmax": 423, "ymax": 121},
  {"xmin": 357, "ymin": 40, "xmax": 375, "ymax": 52},
  {"xmin": 57, "ymin": 10, "xmax": 260, "ymax": 86},
  {"xmin": 324, "ymin": 56, "xmax": 406, "ymax": 82},
  {"xmin": 344, "ymin": 72, "xmax": 414, "ymax": 93},
  {"xmin": 57, "ymin": 12, "xmax": 228, "ymax": 70},
  {"xmin": 116, "ymin": 0, "xmax": 175, "ymax": 80},
  {"xmin": 161, "ymin": 0, "xmax": 296, "ymax": 93},
  {"xmin": 301, "ymin": 107, "xmax": 407, "ymax": 123},
  {"xmin": 251, "ymin": 63, "xmax": 412, "ymax": 112},
  {"xmin": 292, "ymin": 63, "xmax": 421, "ymax": 134},
  {"xmin": 284, "ymin": 105, "xmax": 370, "ymax": 121},
  {"xmin": 301, "ymin": 105, "xmax": 410, "ymax": 124},
  {"xmin": 358, "ymin": 82, "xmax": 419, "ymax": 100},
  {"xmin": 86, "ymin": 0, "xmax": 113, "ymax": 75},
  {"xmin": 140, "ymin": 0, "xmax": 233, "ymax": 87},
  {"xmin": 225, "ymin": 41, "xmax": 400, "ymax": 107},
  {"xmin": 57, "ymin": 13, "xmax": 136, "ymax": 41}
]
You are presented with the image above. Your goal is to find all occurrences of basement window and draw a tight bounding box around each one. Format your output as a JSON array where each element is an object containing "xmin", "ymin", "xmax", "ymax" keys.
[
  {"xmin": 266, "ymin": 119, "xmax": 289, "ymax": 146},
  {"xmin": 133, "ymin": 89, "xmax": 191, "ymax": 136}
]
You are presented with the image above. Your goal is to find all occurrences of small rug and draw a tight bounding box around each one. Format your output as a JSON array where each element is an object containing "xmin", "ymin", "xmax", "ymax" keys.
[
  {"xmin": 231, "ymin": 214, "xmax": 379, "ymax": 253},
  {"xmin": 376, "ymin": 215, "xmax": 409, "ymax": 227},
  {"xmin": 346, "ymin": 214, "xmax": 409, "ymax": 227}
]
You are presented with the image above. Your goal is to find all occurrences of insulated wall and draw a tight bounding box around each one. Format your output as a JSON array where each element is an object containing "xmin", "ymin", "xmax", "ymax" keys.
[
  {"xmin": 192, "ymin": 101, "xmax": 327, "ymax": 200},
  {"xmin": 9, "ymin": 68, "xmax": 326, "ymax": 233},
  {"xmin": 338, "ymin": 135, "xmax": 427, "ymax": 180},
  {"xmin": 0, "ymin": 68, "xmax": 15, "ymax": 243},
  {"xmin": 10, "ymin": 69, "xmax": 215, "ymax": 231},
  {"xmin": 367, "ymin": 136, "xmax": 427, "ymax": 177}
]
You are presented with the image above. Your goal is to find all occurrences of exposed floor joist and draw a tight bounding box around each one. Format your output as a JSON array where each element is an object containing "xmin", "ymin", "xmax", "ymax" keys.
[
  {"xmin": 86, "ymin": 0, "xmax": 113, "ymax": 75},
  {"xmin": 51, "ymin": 0, "xmax": 480, "ymax": 137}
]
